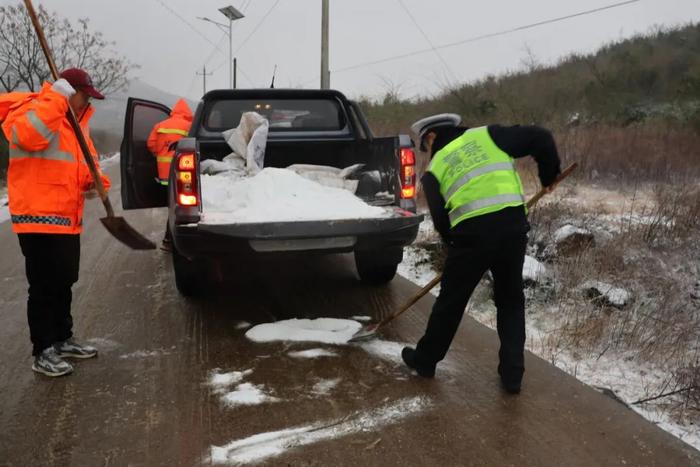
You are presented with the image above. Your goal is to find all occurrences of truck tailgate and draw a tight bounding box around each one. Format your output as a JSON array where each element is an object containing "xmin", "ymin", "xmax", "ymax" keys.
[{"xmin": 195, "ymin": 207, "xmax": 423, "ymax": 239}]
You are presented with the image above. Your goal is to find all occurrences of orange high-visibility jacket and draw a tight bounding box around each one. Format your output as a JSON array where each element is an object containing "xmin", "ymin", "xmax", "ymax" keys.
[
  {"xmin": 1, "ymin": 82, "xmax": 111, "ymax": 235},
  {"xmin": 146, "ymin": 99, "xmax": 193, "ymax": 185}
]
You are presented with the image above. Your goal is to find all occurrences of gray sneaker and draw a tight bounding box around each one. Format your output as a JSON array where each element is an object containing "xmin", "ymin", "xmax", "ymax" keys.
[
  {"xmin": 54, "ymin": 339, "xmax": 98, "ymax": 359},
  {"xmin": 32, "ymin": 347, "xmax": 74, "ymax": 377}
]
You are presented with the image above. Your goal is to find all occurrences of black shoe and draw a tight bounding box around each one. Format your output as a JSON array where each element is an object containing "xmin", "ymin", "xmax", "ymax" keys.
[
  {"xmin": 498, "ymin": 366, "xmax": 522, "ymax": 394},
  {"xmin": 401, "ymin": 347, "xmax": 435, "ymax": 378}
]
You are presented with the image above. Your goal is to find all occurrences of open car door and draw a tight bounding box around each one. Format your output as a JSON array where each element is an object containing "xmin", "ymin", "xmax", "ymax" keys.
[{"xmin": 120, "ymin": 97, "xmax": 171, "ymax": 209}]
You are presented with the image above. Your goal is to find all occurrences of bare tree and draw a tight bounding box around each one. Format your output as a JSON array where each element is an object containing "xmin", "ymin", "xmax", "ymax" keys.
[{"xmin": 0, "ymin": 3, "xmax": 135, "ymax": 94}]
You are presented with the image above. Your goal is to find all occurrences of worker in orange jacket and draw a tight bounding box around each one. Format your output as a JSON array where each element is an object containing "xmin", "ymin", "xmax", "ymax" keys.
[
  {"xmin": 146, "ymin": 98, "xmax": 192, "ymax": 250},
  {"xmin": 1, "ymin": 68, "xmax": 111, "ymax": 377}
]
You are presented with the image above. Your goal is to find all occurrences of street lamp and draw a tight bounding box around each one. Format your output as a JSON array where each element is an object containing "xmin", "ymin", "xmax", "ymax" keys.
[{"xmin": 197, "ymin": 5, "xmax": 244, "ymax": 89}]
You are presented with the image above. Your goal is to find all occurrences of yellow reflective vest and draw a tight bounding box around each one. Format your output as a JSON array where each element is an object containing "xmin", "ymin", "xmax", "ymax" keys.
[{"xmin": 428, "ymin": 126, "xmax": 525, "ymax": 227}]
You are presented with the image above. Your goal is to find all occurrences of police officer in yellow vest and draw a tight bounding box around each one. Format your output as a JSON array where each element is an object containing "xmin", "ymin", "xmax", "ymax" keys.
[{"xmin": 402, "ymin": 114, "xmax": 561, "ymax": 394}]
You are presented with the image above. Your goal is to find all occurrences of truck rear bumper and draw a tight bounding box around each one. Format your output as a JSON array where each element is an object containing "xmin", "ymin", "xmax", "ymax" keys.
[{"xmin": 171, "ymin": 209, "xmax": 423, "ymax": 259}]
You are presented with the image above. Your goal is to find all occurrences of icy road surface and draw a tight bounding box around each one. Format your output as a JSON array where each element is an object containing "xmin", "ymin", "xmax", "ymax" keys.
[{"xmin": 0, "ymin": 165, "xmax": 697, "ymax": 466}]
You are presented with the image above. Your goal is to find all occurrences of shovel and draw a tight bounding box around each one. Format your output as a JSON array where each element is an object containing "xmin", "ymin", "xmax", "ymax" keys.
[
  {"xmin": 23, "ymin": 0, "xmax": 155, "ymax": 250},
  {"xmin": 349, "ymin": 162, "xmax": 578, "ymax": 342}
]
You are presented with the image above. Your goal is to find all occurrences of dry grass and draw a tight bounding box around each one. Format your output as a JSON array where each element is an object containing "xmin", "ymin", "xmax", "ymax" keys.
[
  {"xmin": 527, "ymin": 182, "xmax": 700, "ymax": 415},
  {"xmin": 557, "ymin": 124, "xmax": 700, "ymax": 183}
]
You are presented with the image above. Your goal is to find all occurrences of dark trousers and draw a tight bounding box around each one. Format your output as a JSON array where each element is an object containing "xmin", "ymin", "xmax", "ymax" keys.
[
  {"xmin": 18, "ymin": 233, "xmax": 80, "ymax": 356},
  {"xmin": 415, "ymin": 232, "xmax": 528, "ymax": 382}
]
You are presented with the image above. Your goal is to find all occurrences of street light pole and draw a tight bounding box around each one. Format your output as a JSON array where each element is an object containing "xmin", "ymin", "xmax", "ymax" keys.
[
  {"xmin": 320, "ymin": 0, "xmax": 330, "ymax": 89},
  {"xmin": 219, "ymin": 5, "xmax": 244, "ymax": 89},
  {"xmin": 197, "ymin": 5, "xmax": 244, "ymax": 90},
  {"xmin": 228, "ymin": 18, "xmax": 233, "ymax": 88}
]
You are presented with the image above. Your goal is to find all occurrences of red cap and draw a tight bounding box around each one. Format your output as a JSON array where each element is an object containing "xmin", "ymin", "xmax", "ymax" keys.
[{"xmin": 59, "ymin": 68, "xmax": 105, "ymax": 100}]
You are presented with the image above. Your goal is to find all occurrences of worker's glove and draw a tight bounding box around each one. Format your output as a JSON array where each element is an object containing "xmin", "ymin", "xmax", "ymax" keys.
[
  {"xmin": 83, "ymin": 189, "xmax": 99, "ymax": 200},
  {"xmin": 51, "ymin": 79, "xmax": 76, "ymax": 98}
]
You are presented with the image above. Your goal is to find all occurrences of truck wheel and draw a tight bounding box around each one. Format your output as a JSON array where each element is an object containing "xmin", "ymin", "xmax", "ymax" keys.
[
  {"xmin": 354, "ymin": 248, "xmax": 402, "ymax": 285},
  {"xmin": 172, "ymin": 247, "xmax": 206, "ymax": 297}
]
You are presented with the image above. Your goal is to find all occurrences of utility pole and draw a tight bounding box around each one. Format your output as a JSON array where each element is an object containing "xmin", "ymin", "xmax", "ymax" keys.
[
  {"xmin": 320, "ymin": 0, "xmax": 330, "ymax": 89},
  {"xmin": 233, "ymin": 58, "xmax": 237, "ymax": 89},
  {"xmin": 196, "ymin": 66, "xmax": 212, "ymax": 95}
]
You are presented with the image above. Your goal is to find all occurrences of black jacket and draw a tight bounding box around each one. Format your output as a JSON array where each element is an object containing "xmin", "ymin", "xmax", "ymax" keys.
[{"xmin": 422, "ymin": 124, "xmax": 561, "ymax": 244}]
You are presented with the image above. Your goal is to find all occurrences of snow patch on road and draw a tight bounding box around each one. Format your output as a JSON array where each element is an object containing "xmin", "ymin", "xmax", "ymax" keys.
[
  {"xmin": 245, "ymin": 318, "xmax": 362, "ymax": 345},
  {"xmin": 119, "ymin": 349, "xmax": 171, "ymax": 359},
  {"xmin": 358, "ymin": 339, "xmax": 406, "ymax": 364},
  {"xmin": 210, "ymin": 396, "xmax": 430, "ymax": 465},
  {"xmin": 209, "ymin": 369, "xmax": 254, "ymax": 390},
  {"xmin": 311, "ymin": 378, "xmax": 341, "ymax": 396},
  {"xmin": 235, "ymin": 321, "xmax": 252, "ymax": 330},
  {"xmin": 207, "ymin": 368, "xmax": 279, "ymax": 408},
  {"xmin": 85, "ymin": 337, "xmax": 120, "ymax": 351},
  {"xmin": 222, "ymin": 383, "xmax": 279, "ymax": 408},
  {"xmin": 288, "ymin": 348, "xmax": 338, "ymax": 359}
]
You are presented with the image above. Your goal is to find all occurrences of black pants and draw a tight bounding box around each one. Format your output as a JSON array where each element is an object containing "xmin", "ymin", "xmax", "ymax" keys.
[
  {"xmin": 415, "ymin": 231, "xmax": 528, "ymax": 382},
  {"xmin": 18, "ymin": 233, "xmax": 80, "ymax": 356}
]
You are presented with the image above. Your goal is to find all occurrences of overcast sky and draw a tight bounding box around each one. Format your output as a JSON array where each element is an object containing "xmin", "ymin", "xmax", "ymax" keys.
[{"xmin": 7, "ymin": 0, "xmax": 700, "ymax": 101}]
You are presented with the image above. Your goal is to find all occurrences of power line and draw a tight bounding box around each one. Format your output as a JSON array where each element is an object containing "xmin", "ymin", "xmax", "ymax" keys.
[
  {"xmin": 237, "ymin": 65, "xmax": 255, "ymax": 86},
  {"xmin": 396, "ymin": 0, "xmax": 460, "ymax": 87},
  {"xmin": 201, "ymin": 0, "xmax": 278, "ymax": 87},
  {"xmin": 152, "ymin": 0, "xmax": 223, "ymax": 51},
  {"xmin": 234, "ymin": 0, "xmax": 281, "ymax": 55},
  {"xmin": 199, "ymin": 0, "xmax": 252, "ymax": 66},
  {"xmin": 202, "ymin": 32, "xmax": 229, "ymax": 68},
  {"xmin": 333, "ymin": 0, "xmax": 643, "ymax": 74}
]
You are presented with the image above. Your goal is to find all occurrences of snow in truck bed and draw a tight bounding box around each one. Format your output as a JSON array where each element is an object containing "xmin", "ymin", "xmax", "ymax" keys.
[{"xmin": 199, "ymin": 167, "xmax": 390, "ymax": 225}]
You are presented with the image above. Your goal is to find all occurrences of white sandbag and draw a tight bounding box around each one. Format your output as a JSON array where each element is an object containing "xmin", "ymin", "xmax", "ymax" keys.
[
  {"xmin": 286, "ymin": 164, "xmax": 360, "ymax": 192},
  {"xmin": 221, "ymin": 112, "xmax": 269, "ymax": 175},
  {"xmin": 201, "ymin": 155, "xmax": 246, "ymax": 175}
]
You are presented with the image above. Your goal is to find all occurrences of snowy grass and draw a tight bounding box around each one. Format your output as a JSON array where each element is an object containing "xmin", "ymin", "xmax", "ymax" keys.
[{"xmin": 398, "ymin": 181, "xmax": 700, "ymax": 451}]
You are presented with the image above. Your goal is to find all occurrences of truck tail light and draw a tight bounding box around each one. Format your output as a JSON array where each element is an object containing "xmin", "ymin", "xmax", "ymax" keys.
[
  {"xmin": 399, "ymin": 147, "xmax": 416, "ymax": 199},
  {"xmin": 176, "ymin": 152, "xmax": 198, "ymax": 207}
]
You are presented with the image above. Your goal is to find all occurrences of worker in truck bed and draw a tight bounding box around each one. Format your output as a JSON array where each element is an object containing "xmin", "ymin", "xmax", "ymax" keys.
[
  {"xmin": 402, "ymin": 113, "xmax": 561, "ymax": 394},
  {"xmin": 1, "ymin": 68, "xmax": 111, "ymax": 377},
  {"xmin": 146, "ymin": 98, "xmax": 192, "ymax": 251}
]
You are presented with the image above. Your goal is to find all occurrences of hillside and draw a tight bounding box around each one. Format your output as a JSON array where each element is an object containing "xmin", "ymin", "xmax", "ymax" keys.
[
  {"xmin": 359, "ymin": 23, "xmax": 700, "ymax": 133},
  {"xmin": 91, "ymin": 78, "xmax": 196, "ymax": 153}
]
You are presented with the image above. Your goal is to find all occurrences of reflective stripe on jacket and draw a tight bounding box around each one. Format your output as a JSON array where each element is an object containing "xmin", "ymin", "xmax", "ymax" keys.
[
  {"xmin": 146, "ymin": 98, "xmax": 193, "ymax": 184},
  {"xmin": 1, "ymin": 82, "xmax": 111, "ymax": 234},
  {"xmin": 428, "ymin": 126, "xmax": 525, "ymax": 227}
]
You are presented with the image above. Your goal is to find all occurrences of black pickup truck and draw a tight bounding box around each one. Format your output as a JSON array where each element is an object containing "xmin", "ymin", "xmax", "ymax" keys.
[{"xmin": 120, "ymin": 89, "xmax": 423, "ymax": 296}]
